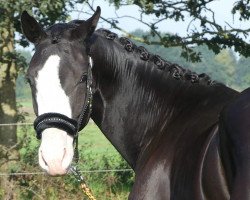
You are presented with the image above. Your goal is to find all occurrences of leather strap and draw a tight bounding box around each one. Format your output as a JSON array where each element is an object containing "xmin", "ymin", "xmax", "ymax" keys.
[{"xmin": 34, "ymin": 113, "xmax": 78, "ymax": 139}]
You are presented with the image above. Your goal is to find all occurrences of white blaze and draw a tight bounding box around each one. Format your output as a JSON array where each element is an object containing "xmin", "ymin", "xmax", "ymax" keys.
[
  {"xmin": 36, "ymin": 55, "xmax": 71, "ymax": 117},
  {"xmin": 36, "ymin": 55, "xmax": 73, "ymax": 175}
]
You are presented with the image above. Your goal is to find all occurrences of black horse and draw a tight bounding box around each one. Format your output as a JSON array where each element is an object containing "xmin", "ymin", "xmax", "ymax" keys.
[{"xmin": 21, "ymin": 7, "xmax": 250, "ymax": 200}]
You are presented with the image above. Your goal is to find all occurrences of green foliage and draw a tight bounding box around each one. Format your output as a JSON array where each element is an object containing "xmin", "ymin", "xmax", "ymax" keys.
[
  {"xmin": 16, "ymin": 73, "xmax": 32, "ymax": 100},
  {"xmin": 1, "ymin": 0, "xmax": 76, "ymax": 48},
  {"xmin": 1, "ymin": 123, "xmax": 133, "ymax": 199},
  {"xmin": 232, "ymin": 0, "xmax": 250, "ymax": 20},
  {"xmin": 77, "ymin": 123, "xmax": 134, "ymax": 198},
  {"xmin": 131, "ymin": 29, "xmax": 247, "ymax": 90},
  {"xmin": 0, "ymin": 0, "xmax": 78, "ymax": 50},
  {"xmin": 236, "ymin": 56, "xmax": 250, "ymax": 89},
  {"xmin": 106, "ymin": 0, "xmax": 250, "ymax": 62},
  {"xmin": 16, "ymin": 50, "xmax": 32, "ymax": 100},
  {"xmin": 0, "ymin": 188, "xmax": 4, "ymax": 199}
]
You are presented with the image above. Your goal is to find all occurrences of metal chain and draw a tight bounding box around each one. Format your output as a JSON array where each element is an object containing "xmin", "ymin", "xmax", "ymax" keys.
[
  {"xmin": 70, "ymin": 166, "xmax": 97, "ymax": 200},
  {"xmin": 80, "ymin": 183, "xmax": 96, "ymax": 200}
]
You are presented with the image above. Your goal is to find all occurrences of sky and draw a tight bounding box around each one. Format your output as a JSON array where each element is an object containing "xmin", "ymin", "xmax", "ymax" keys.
[
  {"xmin": 71, "ymin": 0, "xmax": 249, "ymax": 38},
  {"xmin": 18, "ymin": 0, "xmax": 250, "ymax": 52}
]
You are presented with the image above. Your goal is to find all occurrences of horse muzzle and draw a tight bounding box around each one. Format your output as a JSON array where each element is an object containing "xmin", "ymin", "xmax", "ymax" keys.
[{"xmin": 38, "ymin": 128, "xmax": 74, "ymax": 176}]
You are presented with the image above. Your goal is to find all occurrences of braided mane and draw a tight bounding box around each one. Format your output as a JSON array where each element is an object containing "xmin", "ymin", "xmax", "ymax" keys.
[{"xmin": 96, "ymin": 28, "xmax": 217, "ymax": 86}]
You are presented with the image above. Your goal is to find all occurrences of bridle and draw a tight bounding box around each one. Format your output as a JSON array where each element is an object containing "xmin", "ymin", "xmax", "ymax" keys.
[
  {"xmin": 33, "ymin": 57, "xmax": 96, "ymax": 199},
  {"xmin": 33, "ymin": 57, "xmax": 93, "ymax": 145}
]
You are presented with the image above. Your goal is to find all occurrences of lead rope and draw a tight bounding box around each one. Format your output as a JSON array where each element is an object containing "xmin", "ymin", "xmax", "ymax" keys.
[
  {"xmin": 69, "ymin": 165, "xmax": 96, "ymax": 200},
  {"xmin": 69, "ymin": 56, "xmax": 96, "ymax": 200},
  {"xmin": 70, "ymin": 122, "xmax": 96, "ymax": 199},
  {"xmin": 70, "ymin": 137, "xmax": 97, "ymax": 200}
]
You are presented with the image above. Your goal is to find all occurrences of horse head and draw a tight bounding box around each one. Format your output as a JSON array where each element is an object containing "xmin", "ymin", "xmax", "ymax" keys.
[{"xmin": 20, "ymin": 7, "xmax": 101, "ymax": 176}]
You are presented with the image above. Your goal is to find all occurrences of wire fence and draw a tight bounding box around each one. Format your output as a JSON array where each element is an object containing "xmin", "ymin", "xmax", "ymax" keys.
[
  {"xmin": 0, "ymin": 169, "xmax": 133, "ymax": 177},
  {"xmin": 0, "ymin": 122, "xmax": 33, "ymax": 126},
  {"xmin": 0, "ymin": 121, "xmax": 95, "ymax": 126},
  {"xmin": 0, "ymin": 122, "xmax": 134, "ymax": 177}
]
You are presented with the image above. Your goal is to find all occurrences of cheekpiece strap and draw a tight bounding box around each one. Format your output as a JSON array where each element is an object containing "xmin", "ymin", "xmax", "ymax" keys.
[{"xmin": 34, "ymin": 113, "xmax": 78, "ymax": 139}]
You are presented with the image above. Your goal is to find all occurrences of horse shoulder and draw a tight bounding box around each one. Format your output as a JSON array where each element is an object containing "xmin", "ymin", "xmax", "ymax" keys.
[{"xmin": 129, "ymin": 143, "xmax": 171, "ymax": 200}]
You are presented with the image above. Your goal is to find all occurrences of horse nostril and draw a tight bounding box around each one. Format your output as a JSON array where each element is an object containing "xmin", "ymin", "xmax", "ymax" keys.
[
  {"xmin": 62, "ymin": 148, "xmax": 66, "ymax": 160},
  {"xmin": 41, "ymin": 151, "xmax": 48, "ymax": 166}
]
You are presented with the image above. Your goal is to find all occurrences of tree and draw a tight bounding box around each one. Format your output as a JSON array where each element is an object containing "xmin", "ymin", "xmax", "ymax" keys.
[
  {"xmin": 237, "ymin": 56, "xmax": 250, "ymax": 89},
  {"xmin": 131, "ymin": 29, "xmax": 239, "ymax": 88},
  {"xmin": 81, "ymin": 0, "xmax": 250, "ymax": 62}
]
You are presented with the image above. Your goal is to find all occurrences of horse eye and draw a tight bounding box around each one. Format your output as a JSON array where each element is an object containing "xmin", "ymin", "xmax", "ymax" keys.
[{"xmin": 79, "ymin": 74, "xmax": 87, "ymax": 83}]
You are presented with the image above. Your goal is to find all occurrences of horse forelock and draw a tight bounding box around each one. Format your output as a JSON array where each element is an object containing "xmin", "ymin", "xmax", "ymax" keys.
[{"xmin": 44, "ymin": 23, "xmax": 79, "ymax": 44}]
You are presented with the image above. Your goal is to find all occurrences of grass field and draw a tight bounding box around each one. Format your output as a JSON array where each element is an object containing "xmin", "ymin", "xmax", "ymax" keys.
[
  {"xmin": 79, "ymin": 122, "xmax": 118, "ymax": 156},
  {"xmin": 14, "ymin": 123, "xmax": 133, "ymax": 199},
  {"xmin": 6, "ymin": 99, "xmax": 134, "ymax": 199}
]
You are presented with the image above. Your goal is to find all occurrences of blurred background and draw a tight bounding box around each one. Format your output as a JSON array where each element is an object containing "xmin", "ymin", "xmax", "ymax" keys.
[{"xmin": 1, "ymin": 0, "xmax": 250, "ymax": 199}]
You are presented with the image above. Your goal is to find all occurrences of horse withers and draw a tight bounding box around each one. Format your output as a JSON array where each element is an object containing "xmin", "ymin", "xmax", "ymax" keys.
[{"xmin": 21, "ymin": 7, "xmax": 250, "ymax": 200}]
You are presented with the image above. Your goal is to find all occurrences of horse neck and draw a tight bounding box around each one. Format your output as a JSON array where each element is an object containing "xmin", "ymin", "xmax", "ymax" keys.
[
  {"xmin": 88, "ymin": 32, "xmax": 238, "ymax": 170},
  {"xmin": 88, "ymin": 36, "xmax": 169, "ymax": 169}
]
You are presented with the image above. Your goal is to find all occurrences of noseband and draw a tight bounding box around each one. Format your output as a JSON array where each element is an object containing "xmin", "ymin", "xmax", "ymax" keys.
[{"xmin": 33, "ymin": 59, "xmax": 93, "ymax": 140}]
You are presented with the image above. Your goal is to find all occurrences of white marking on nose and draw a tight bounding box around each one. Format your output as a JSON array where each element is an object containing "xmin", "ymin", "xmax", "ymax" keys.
[
  {"xmin": 36, "ymin": 55, "xmax": 71, "ymax": 117},
  {"xmin": 39, "ymin": 128, "xmax": 74, "ymax": 176},
  {"xmin": 35, "ymin": 55, "xmax": 74, "ymax": 175}
]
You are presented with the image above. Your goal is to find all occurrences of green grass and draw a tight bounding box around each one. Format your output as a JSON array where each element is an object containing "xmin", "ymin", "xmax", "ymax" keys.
[
  {"xmin": 79, "ymin": 123, "xmax": 118, "ymax": 155},
  {"xmin": 17, "ymin": 98, "xmax": 120, "ymax": 159},
  {"xmin": 12, "ymin": 99, "xmax": 134, "ymax": 199},
  {"xmin": 17, "ymin": 121, "xmax": 123, "ymax": 169},
  {"xmin": 17, "ymin": 98, "xmax": 33, "ymax": 111},
  {"xmin": 17, "ymin": 99, "xmax": 33, "ymax": 107},
  {"xmin": 17, "ymin": 98, "xmax": 35, "ymax": 121},
  {"xmin": 13, "ymin": 103, "xmax": 133, "ymax": 199}
]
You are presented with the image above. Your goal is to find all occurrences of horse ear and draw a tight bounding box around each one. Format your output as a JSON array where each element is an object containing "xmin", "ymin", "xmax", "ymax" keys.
[
  {"xmin": 86, "ymin": 6, "xmax": 101, "ymax": 36},
  {"xmin": 72, "ymin": 6, "xmax": 101, "ymax": 40},
  {"xmin": 21, "ymin": 11, "xmax": 47, "ymax": 44}
]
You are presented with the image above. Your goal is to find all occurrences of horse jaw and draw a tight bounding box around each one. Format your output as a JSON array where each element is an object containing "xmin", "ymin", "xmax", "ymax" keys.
[{"xmin": 39, "ymin": 128, "xmax": 74, "ymax": 175}]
